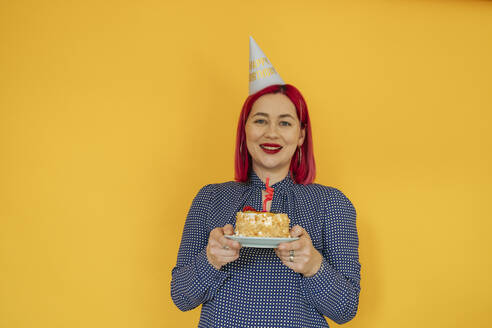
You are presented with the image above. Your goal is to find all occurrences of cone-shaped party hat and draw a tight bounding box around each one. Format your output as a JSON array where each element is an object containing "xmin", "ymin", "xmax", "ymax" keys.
[{"xmin": 249, "ymin": 36, "xmax": 285, "ymax": 95}]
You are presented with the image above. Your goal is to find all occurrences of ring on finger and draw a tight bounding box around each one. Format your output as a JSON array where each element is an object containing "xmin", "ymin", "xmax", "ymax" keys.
[
  {"xmin": 223, "ymin": 245, "xmax": 230, "ymax": 250},
  {"xmin": 289, "ymin": 250, "xmax": 295, "ymax": 262}
]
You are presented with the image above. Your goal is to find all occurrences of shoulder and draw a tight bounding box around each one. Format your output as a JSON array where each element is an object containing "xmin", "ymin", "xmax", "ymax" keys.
[
  {"xmin": 194, "ymin": 180, "xmax": 248, "ymax": 201},
  {"xmin": 295, "ymin": 183, "xmax": 356, "ymax": 215},
  {"xmin": 293, "ymin": 183, "xmax": 350, "ymax": 200}
]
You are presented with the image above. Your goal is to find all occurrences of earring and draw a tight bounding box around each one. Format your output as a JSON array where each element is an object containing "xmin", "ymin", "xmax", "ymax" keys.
[{"xmin": 297, "ymin": 146, "xmax": 302, "ymax": 167}]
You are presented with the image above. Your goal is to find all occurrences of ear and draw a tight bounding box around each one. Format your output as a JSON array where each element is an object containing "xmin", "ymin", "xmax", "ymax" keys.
[{"xmin": 298, "ymin": 127, "xmax": 306, "ymax": 147}]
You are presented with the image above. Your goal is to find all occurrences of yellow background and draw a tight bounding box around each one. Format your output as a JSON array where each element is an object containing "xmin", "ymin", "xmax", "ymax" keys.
[{"xmin": 1, "ymin": 0, "xmax": 491, "ymax": 327}]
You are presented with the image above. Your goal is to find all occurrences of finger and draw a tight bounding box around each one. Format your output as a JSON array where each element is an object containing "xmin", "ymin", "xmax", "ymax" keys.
[
  {"xmin": 228, "ymin": 240, "xmax": 242, "ymax": 250},
  {"xmin": 275, "ymin": 248, "xmax": 286, "ymax": 258},
  {"xmin": 210, "ymin": 227, "xmax": 234, "ymax": 244},
  {"xmin": 277, "ymin": 238, "xmax": 302, "ymax": 252},
  {"xmin": 223, "ymin": 224, "xmax": 234, "ymax": 235},
  {"xmin": 212, "ymin": 246, "xmax": 240, "ymax": 259},
  {"xmin": 276, "ymin": 251, "xmax": 298, "ymax": 271},
  {"xmin": 213, "ymin": 248, "xmax": 241, "ymax": 259},
  {"xmin": 276, "ymin": 241, "xmax": 290, "ymax": 252},
  {"xmin": 290, "ymin": 225, "xmax": 304, "ymax": 237},
  {"xmin": 208, "ymin": 236, "xmax": 223, "ymax": 248},
  {"xmin": 277, "ymin": 251, "xmax": 292, "ymax": 263},
  {"xmin": 209, "ymin": 239, "xmax": 240, "ymax": 255},
  {"xmin": 209, "ymin": 241, "xmax": 237, "ymax": 257},
  {"xmin": 223, "ymin": 240, "xmax": 241, "ymax": 251},
  {"xmin": 209, "ymin": 227, "xmax": 225, "ymax": 241},
  {"xmin": 218, "ymin": 225, "xmax": 238, "ymax": 249},
  {"xmin": 218, "ymin": 234, "xmax": 241, "ymax": 250},
  {"xmin": 275, "ymin": 249, "xmax": 289, "ymax": 263}
]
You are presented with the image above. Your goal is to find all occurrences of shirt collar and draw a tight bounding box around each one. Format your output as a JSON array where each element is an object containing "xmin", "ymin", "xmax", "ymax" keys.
[{"xmin": 248, "ymin": 170, "xmax": 294, "ymax": 191}]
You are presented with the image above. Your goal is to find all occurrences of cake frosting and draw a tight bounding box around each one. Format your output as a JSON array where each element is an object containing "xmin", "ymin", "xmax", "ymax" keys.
[{"xmin": 234, "ymin": 211, "xmax": 290, "ymax": 238}]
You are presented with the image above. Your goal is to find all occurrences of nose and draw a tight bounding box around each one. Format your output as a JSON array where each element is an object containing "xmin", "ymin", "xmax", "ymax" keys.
[{"xmin": 265, "ymin": 123, "xmax": 279, "ymax": 139}]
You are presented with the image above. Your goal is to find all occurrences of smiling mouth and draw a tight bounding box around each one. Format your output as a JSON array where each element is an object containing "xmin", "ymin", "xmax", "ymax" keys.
[{"xmin": 260, "ymin": 144, "xmax": 282, "ymax": 154}]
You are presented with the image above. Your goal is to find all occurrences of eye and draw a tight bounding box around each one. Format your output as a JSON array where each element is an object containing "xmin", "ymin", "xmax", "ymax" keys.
[
  {"xmin": 254, "ymin": 119, "xmax": 267, "ymax": 124},
  {"xmin": 279, "ymin": 121, "xmax": 292, "ymax": 127}
]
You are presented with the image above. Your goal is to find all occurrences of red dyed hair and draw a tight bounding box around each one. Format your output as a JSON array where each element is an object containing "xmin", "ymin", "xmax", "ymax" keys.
[{"xmin": 234, "ymin": 84, "xmax": 316, "ymax": 185}]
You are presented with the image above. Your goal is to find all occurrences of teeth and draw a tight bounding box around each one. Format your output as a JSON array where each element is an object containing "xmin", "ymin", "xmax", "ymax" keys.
[{"xmin": 261, "ymin": 145, "xmax": 282, "ymax": 150}]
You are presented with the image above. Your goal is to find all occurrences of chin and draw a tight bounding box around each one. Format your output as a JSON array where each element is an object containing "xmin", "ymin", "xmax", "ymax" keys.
[{"xmin": 257, "ymin": 160, "xmax": 289, "ymax": 172}]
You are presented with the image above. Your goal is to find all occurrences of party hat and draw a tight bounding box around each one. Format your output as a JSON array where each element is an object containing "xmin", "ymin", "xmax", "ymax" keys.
[{"xmin": 249, "ymin": 36, "xmax": 285, "ymax": 95}]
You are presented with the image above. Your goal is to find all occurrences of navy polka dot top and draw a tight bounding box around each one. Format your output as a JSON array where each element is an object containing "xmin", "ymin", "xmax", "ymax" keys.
[{"xmin": 171, "ymin": 172, "xmax": 361, "ymax": 327}]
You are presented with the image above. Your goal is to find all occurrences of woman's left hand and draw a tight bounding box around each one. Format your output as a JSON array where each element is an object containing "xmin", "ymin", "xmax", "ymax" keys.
[{"xmin": 275, "ymin": 225, "xmax": 323, "ymax": 277}]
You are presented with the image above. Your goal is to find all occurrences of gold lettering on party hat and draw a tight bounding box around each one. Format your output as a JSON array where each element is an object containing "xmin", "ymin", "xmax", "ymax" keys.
[
  {"xmin": 249, "ymin": 57, "xmax": 270, "ymax": 70},
  {"xmin": 249, "ymin": 67, "xmax": 277, "ymax": 82},
  {"xmin": 248, "ymin": 36, "xmax": 285, "ymax": 95}
]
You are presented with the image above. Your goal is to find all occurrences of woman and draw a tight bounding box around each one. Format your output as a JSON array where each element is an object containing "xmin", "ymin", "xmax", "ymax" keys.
[{"xmin": 171, "ymin": 38, "xmax": 360, "ymax": 328}]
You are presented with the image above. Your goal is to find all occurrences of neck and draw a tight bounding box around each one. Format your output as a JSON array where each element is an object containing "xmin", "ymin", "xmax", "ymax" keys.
[{"xmin": 252, "ymin": 165, "xmax": 289, "ymax": 185}]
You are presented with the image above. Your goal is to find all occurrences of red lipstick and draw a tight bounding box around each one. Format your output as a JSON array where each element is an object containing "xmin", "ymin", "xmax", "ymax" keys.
[{"xmin": 260, "ymin": 143, "xmax": 282, "ymax": 154}]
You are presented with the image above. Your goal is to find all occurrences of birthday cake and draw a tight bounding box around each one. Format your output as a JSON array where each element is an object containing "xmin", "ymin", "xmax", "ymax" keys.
[
  {"xmin": 234, "ymin": 211, "xmax": 290, "ymax": 238},
  {"xmin": 234, "ymin": 177, "xmax": 290, "ymax": 237}
]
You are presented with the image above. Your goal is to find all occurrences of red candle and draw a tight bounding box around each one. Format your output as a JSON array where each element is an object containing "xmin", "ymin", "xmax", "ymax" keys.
[{"xmin": 262, "ymin": 177, "xmax": 274, "ymax": 212}]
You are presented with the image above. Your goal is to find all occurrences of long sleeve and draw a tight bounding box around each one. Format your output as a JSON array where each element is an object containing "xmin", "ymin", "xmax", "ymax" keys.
[
  {"xmin": 300, "ymin": 188, "xmax": 361, "ymax": 324},
  {"xmin": 170, "ymin": 184, "xmax": 230, "ymax": 311},
  {"xmin": 170, "ymin": 174, "xmax": 361, "ymax": 327}
]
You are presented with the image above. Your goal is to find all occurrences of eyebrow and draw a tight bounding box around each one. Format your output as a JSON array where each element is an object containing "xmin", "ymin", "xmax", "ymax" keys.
[{"xmin": 252, "ymin": 112, "xmax": 296, "ymax": 119}]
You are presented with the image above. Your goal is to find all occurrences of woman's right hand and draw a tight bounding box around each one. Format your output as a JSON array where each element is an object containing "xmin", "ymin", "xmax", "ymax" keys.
[{"xmin": 206, "ymin": 224, "xmax": 241, "ymax": 270}]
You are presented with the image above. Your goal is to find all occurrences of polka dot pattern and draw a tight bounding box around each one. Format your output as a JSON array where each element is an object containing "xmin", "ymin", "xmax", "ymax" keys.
[{"xmin": 171, "ymin": 172, "xmax": 361, "ymax": 327}]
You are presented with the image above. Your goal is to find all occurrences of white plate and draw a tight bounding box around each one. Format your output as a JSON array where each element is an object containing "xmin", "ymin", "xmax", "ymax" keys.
[{"xmin": 225, "ymin": 235, "xmax": 299, "ymax": 248}]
